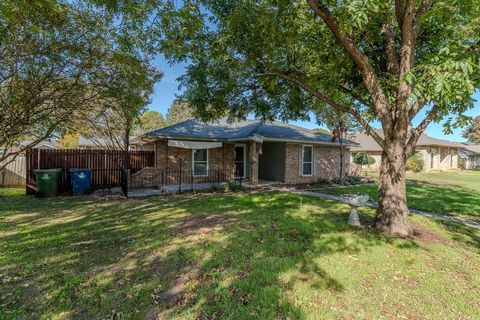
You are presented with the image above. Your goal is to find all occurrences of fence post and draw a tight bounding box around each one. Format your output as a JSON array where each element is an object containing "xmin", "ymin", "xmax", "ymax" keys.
[
  {"xmin": 121, "ymin": 169, "xmax": 129, "ymax": 197},
  {"xmin": 191, "ymin": 170, "xmax": 194, "ymax": 193},
  {"xmin": 161, "ymin": 171, "xmax": 164, "ymax": 195}
]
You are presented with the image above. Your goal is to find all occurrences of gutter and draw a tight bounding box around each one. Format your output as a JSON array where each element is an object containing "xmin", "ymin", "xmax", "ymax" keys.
[{"xmin": 132, "ymin": 134, "xmax": 356, "ymax": 147}]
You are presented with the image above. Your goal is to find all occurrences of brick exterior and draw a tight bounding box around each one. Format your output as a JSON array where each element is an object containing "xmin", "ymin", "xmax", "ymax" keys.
[
  {"xmin": 153, "ymin": 140, "xmax": 235, "ymax": 172},
  {"xmin": 284, "ymin": 143, "xmax": 350, "ymax": 184},
  {"xmin": 134, "ymin": 140, "xmax": 350, "ymax": 185}
]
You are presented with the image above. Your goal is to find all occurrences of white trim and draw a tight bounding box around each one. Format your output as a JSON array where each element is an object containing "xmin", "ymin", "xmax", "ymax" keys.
[
  {"xmin": 234, "ymin": 144, "xmax": 247, "ymax": 178},
  {"xmin": 301, "ymin": 144, "xmax": 313, "ymax": 176},
  {"xmin": 168, "ymin": 140, "xmax": 222, "ymax": 149},
  {"xmin": 192, "ymin": 148, "xmax": 209, "ymax": 177}
]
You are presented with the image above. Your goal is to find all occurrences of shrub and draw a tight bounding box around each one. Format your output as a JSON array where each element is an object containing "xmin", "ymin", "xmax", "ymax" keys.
[
  {"xmin": 344, "ymin": 175, "xmax": 362, "ymax": 185},
  {"xmin": 225, "ymin": 182, "xmax": 243, "ymax": 192},
  {"xmin": 331, "ymin": 177, "xmax": 343, "ymax": 185},
  {"xmin": 316, "ymin": 177, "xmax": 331, "ymax": 185},
  {"xmin": 353, "ymin": 152, "xmax": 376, "ymax": 166},
  {"xmin": 406, "ymin": 154, "xmax": 424, "ymax": 173},
  {"xmin": 329, "ymin": 175, "xmax": 365, "ymax": 186}
]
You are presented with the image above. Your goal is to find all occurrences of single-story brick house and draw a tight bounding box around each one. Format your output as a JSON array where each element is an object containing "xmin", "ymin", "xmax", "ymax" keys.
[
  {"xmin": 351, "ymin": 129, "xmax": 461, "ymax": 172},
  {"xmin": 130, "ymin": 119, "xmax": 354, "ymax": 185},
  {"xmin": 459, "ymin": 143, "xmax": 480, "ymax": 169}
]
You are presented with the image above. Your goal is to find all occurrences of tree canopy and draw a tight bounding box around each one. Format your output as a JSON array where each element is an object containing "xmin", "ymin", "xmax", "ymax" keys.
[
  {"xmin": 0, "ymin": 0, "xmax": 160, "ymax": 159},
  {"xmin": 134, "ymin": 110, "xmax": 167, "ymax": 135},
  {"xmin": 463, "ymin": 115, "xmax": 480, "ymax": 143},
  {"xmin": 144, "ymin": 0, "xmax": 479, "ymax": 235}
]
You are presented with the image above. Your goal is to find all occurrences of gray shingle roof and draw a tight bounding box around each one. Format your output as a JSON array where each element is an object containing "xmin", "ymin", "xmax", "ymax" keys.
[
  {"xmin": 351, "ymin": 129, "xmax": 461, "ymax": 152},
  {"xmin": 139, "ymin": 119, "xmax": 354, "ymax": 146}
]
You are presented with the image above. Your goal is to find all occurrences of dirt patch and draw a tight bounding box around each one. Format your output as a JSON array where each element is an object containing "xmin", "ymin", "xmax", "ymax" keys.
[
  {"xmin": 362, "ymin": 220, "xmax": 450, "ymax": 246},
  {"xmin": 409, "ymin": 223, "xmax": 450, "ymax": 246},
  {"xmin": 174, "ymin": 214, "xmax": 238, "ymax": 236},
  {"xmin": 149, "ymin": 265, "xmax": 203, "ymax": 319}
]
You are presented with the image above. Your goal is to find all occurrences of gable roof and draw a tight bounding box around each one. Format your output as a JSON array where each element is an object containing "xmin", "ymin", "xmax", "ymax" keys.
[
  {"xmin": 460, "ymin": 143, "xmax": 480, "ymax": 155},
  {"xmin": 351, "ymin": 129, "xmax": 461, "ymax": 152},
  {"xmin": 18, "ymin": 140, "xmax": 60, "ymax": 149},
  {"xmin": 132, "ymin": 119, "xmax": 355, "ymax": 146}
]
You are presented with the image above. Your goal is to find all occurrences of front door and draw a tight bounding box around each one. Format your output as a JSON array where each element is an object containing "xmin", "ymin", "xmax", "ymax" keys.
[{"xmin": 234, "ymin": 146, "xmax": 245, "ymax": 178}]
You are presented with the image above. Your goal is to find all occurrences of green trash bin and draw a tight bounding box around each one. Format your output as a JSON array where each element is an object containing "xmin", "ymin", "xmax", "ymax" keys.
[{"xmin": 34, "ymin": 169, "xmax": 62, "ymax": 197}]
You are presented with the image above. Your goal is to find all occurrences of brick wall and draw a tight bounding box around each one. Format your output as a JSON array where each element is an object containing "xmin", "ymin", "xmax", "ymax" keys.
[
  {"xmin": 153, "ymin": 140, "xmax": 235, "ymax": 172},
  {"xmin": 284, "ymin": 143, "xmax": 350, "ymax": 184}
]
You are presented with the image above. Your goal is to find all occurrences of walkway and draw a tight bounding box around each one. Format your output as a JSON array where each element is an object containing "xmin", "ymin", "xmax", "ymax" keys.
[{"xmin": 277, "ymin": 187, "xmax": 480, "ymax": 229}]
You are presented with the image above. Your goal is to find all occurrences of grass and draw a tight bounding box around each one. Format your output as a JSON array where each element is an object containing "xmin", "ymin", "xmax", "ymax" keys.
[
  {"xmin": 318, "ymin": 170, "xmax": 480, "ymax": 222},
  {"xmin": 1, "ymin": 189, "xmax": 480, "ymax": 319}
]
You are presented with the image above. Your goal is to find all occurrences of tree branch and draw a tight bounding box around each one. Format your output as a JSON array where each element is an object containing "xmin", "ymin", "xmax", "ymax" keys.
[
  {"xmin": 254, "ymin": 70, "xmax": 385, "ymax": 147},
  {"xmin": 408, "ymin": 98, "xmax": 427, "ymax": 121},
  {"xmin": 306, "ymin": 0, "xmax": 392, "ymax": 128},
  {"xmin": 404, "ymin": 104, "xmax": 439, "ymax": 157},
  {"xmin": 381, "ymin": 17, "xmax": 400, "ymax": 76},
  {"xmin": 412, "ymin": 0, "xmax": 433, "ymax": 41},
  {"xmin": 395, "ymin": 0, "xmax": 406, "ymax": 28},
  {"xmin": 338, "ymin": 85, "xmax": 370, "ymax": 106}
]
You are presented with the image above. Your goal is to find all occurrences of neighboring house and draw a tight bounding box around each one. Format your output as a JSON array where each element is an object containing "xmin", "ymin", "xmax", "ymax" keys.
[
  {"xmin": 18, "ymin": 140, "xmax": 60, "ymax": 150},
  {"xmin": 78, "ymin": 135, "xmax": 141, "ymax": 151},
  {"xmin": 351, "ymin": 130, "xmax": 460, "ymax": 172},
  {"xmin": 78, "ymin": 136, "xmax": 116, "ymax": 150},
  {"xmin": 459, "ymin": 143, "xmax": 480, "ymax": 169},
  {"xmin": 130, "ymin": 119, "xmax": 355, "ymax": 184}
]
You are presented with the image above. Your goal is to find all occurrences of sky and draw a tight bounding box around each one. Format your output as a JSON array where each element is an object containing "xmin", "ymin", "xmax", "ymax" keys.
[{"xmin": 147, "ymin": 54, "xmax": 479, "ymax": 143}]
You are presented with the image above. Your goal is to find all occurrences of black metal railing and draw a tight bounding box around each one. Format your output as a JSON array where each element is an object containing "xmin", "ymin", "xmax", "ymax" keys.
[{"xmin": 122, "ymin": 168, "xmax": 244, "ymax": 197}]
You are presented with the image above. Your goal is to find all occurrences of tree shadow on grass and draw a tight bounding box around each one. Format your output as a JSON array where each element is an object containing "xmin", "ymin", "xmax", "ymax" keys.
[
  {"xmin": 432, "ymin": 218, "xmax": 480, "ymax": 251},
  {"xmin": 0, "ymin": 191, "xmax": 419, "ymax": 319},
  {"xmin": 406, "ymin": 180, "xmax": 480, "ymax": 220}
]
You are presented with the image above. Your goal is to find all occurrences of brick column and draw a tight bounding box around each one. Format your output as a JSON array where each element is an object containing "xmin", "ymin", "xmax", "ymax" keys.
[{"xmin": 248, "ymin": 140, "xmax": 259, "ymax": 184}]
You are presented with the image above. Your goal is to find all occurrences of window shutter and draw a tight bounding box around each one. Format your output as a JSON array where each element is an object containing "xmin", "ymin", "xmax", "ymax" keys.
[
  {"xmin": 312, "ymin": 146, "xmax": 315, "ymax": 176},
  {"xmin": 298, "ymin": 145, "xmax": 302, "ymax": 176}
]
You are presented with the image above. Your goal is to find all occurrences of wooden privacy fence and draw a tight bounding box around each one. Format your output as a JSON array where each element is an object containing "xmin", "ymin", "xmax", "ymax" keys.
[
  {"xmin": 0, "ymin": 154, "xmax": 26, "ymax": 187},
  {"xmin": 26, "ymin": 149, "xmax": 154, "ymax": 194}
]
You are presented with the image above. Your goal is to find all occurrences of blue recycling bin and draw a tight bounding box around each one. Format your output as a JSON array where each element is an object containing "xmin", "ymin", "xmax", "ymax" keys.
[{"xmin": 69, "ymin": 169, "xmax": 92, "ymax": 195}]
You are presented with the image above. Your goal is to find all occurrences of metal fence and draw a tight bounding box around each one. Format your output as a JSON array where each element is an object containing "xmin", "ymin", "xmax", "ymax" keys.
[{"xmin": 124, "ymin": 168, "xmax": 243, "ymax": 197}]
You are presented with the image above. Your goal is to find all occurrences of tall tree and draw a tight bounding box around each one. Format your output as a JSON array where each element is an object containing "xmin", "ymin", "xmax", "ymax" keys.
[
  {"xmin": 463, "ymin": 115, "xmax": 480, "ymax": 143},
  {"xmin": 147, "ymin": 0, "xmax": 479, "ymax": 236},
  {"xmin": 0, "ymin": 0, "xmax": 160, "ymax": 163},
  {"xmin": 133, "ymin": 110, "xmax": 166, "ymax": 135},
  {"xmin": 80, "ymin": 54, "xmax": 161, "ymax": 151},
  {"xmin": 58, "ymin": 133, "xmax": 80, "ymax": 149},
  {"xmin": 316, "ymin": 109, "xmax": 361, "ymax": 177},
  {"xmin": 165, "ymin": 100, "xmax": 194, "ymax": 125}
]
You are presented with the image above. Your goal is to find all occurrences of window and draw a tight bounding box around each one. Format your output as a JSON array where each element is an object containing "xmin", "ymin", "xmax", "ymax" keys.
[
  {"xmin": 302, "ymin": 145, "xmax": 313, "ymax": 176},
  {"xmin": 430, "ymin": 152, "xmax": 435, "ymax": 169},
  {"xmin": 450, "ymin": 154, "xmax": 454, "ymax": 168},
  {"xmin": 193, "ymin": 149, "xmax": 208, "ymax": 176}
]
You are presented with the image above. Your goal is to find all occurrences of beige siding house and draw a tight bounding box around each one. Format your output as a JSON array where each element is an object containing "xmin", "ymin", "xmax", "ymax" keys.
[
  {"xmin": 459, "ymin": 144, "xmax": 480, "ymax": 169},
  {"xmin": 351, "ymin": 130, "xmax": 461, "ymax": 172},
  {"xmin": 130, "ymin": 119, "xmax": 354, "ymax": 185}
]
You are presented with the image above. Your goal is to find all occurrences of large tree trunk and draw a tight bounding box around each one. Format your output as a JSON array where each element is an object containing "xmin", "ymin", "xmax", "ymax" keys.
[{"xmin": 375, "ymin": 149, "xmax": 411, "ymax": 237}]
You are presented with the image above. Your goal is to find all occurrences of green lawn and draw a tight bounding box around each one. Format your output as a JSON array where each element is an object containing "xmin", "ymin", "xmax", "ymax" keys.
[
  {"xmin": 319, "ymin": 170, "xmax": 480, "ymax": 222},
  {"xmin": 406, "ymin": 170, "xmax": 480, "ymax": 192},
  {"xmin": 1, "ymin": 189, "xmax": 480, "ymax": 319}
]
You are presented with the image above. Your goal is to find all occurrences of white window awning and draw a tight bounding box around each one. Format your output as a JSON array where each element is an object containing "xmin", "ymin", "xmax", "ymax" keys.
[{"xmin": 168, "ymin": 140, "xmax": 223, "ymax": 149}]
